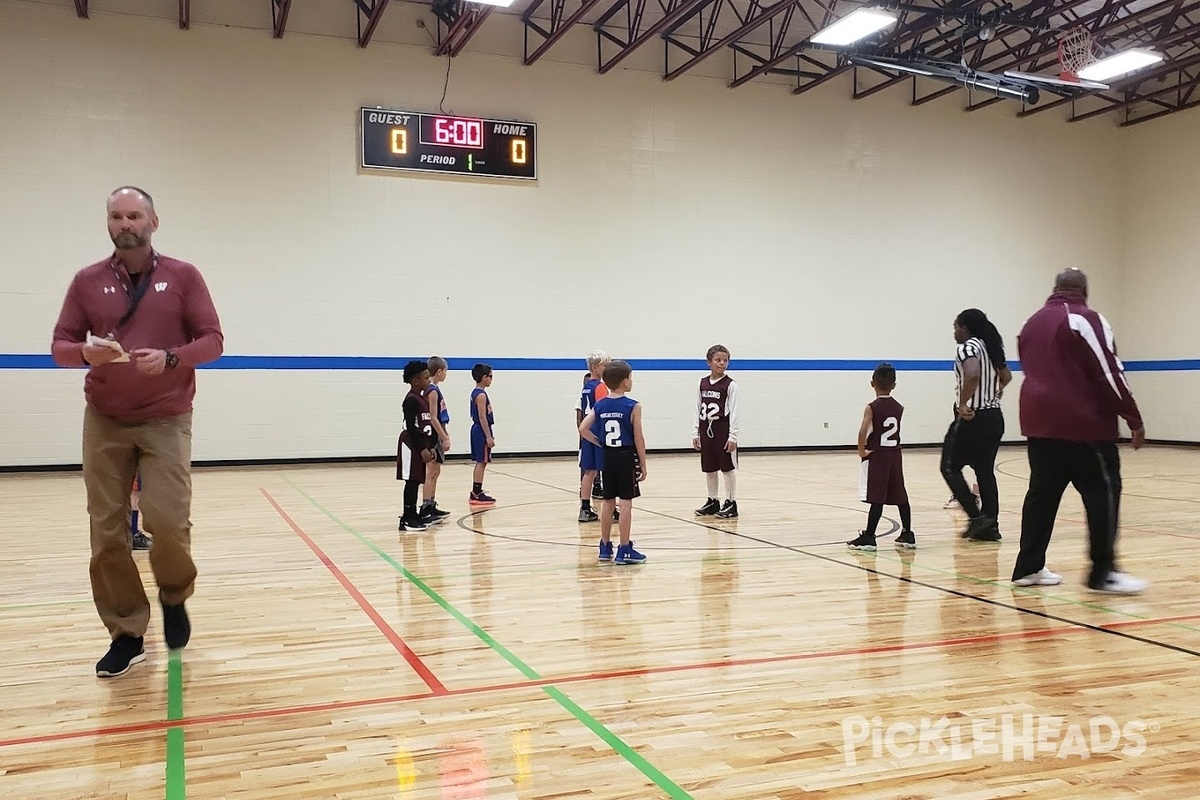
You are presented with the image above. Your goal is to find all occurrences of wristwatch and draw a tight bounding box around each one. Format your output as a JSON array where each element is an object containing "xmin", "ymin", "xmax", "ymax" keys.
[{"xmin": 164, "ymin": 349, "xmax": 179, "ymax": 369}]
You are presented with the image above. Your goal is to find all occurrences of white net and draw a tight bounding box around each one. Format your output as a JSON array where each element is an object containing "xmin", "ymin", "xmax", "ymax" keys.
[{"xmin": 1058, "ymin": 27, "xmax": 1096, "ymax": 78}]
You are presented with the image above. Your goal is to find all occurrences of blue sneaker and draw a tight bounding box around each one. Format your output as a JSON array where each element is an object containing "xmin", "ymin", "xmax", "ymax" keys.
[
  {"xmin": 614, "ymin": 542, "xmax": 646, "ymax": 565},
  {"xmin": 598, "ymin": 540, "xmax": 614, "ymax": 561}
]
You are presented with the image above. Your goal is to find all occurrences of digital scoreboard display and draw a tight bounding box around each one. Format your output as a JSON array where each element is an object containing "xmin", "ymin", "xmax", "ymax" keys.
[{"xmin": 360, "ymin": 107, "xmax": 537, "ymax": 181}]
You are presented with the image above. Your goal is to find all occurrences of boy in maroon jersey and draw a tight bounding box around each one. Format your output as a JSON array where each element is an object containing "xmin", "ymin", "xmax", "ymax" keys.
[
  {"xmin": 396, "ymin": 360, "xmax": 437, "ymax": 532},
  {"xmin": 848, "ymin": 363, "xmax": 916, "ymax": 551},
  {"xmin": 693, "ymin": 344, "xmax": 740, "ymax": 518}
]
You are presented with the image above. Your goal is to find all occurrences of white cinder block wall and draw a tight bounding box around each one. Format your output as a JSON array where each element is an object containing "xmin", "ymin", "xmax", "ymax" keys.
[
  {"xmin": 1120, "ymin": 111, "xmax": 1200, "ymax": 443},
  {"xmin": 0, "ymin": 1, "xmax": 1141, "ymax": 466}
]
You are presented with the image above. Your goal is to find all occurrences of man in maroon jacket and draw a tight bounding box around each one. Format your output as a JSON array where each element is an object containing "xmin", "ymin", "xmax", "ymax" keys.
[
  {"xmin": 1011, "ymin": 268, "xmax": 1147, "ymax": 594},
  {"xmin": 52, "ymin": 186, "xmax": 224, "ymax": 677}
]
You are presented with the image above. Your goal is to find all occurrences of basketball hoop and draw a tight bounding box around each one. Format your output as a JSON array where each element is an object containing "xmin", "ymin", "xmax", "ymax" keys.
[{"xmin": 1058, "ymin": 26, "xmax": 1097, "ymax": 81}]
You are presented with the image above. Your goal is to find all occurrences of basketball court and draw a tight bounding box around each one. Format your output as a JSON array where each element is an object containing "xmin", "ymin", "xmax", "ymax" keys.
[{"xmin": 2, "ymin": 447, "xmax": 1197, "ymax": 797}]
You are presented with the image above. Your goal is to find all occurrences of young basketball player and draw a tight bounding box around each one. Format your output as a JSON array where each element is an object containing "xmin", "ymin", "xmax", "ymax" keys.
[
  {"xmin": 421, "ymin": 356, "xmax": 452, "ymax": 522},
  {"xmin": 693, "ymin": 344, "xmax": 740, "ymax": 519},
  {"xmin": 576, "ymin": 366, "xmax": 603, "ymax": 506},
  {"xmin": 847, "ymin": 363, "xmax": 917, "ymax": 551},
  {"xmin": 469, "ymin": 363, "xmax": 497, "ymax": 506},
  {"xmin": 397, "ymin": 360, "xmax": 437, "ymax": 532},
  {"xmin": 579, "ymin": 360, "xmax": 648, "ymax": 565},
  {"xmin": 577, "ymin": 350, "xmax": 610, "ymax": 522},
  {"xmin": 130, "ymin": 472, "xmax": 150, "ymax": 551}
]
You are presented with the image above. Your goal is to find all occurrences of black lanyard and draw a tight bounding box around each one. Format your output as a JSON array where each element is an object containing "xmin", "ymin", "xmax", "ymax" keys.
[{"xmin": 109, "ymin": 252, "xmax": 159, "ymax": 329}]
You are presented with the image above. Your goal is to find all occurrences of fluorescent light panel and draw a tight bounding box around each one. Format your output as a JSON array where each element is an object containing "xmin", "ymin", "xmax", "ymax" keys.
[
  {"xmin": 1076, "ymin": 49, "xmax": 1163, "ymax": 81},
  {"xmin": 811, "ymin": 8, "xmax": 898, "ymax": 46},
  {"xmin": 472, "ymin": 0, "xmax": 516, "ymax": 6}
]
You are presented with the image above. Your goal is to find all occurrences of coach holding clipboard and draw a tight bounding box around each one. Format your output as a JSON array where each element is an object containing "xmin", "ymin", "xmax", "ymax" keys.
[{"xmin": 51, "ymin": 186, "xmax": 224, "ymax": 677}]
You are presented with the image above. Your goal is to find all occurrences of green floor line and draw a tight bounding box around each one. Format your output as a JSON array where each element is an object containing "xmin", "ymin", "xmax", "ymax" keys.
[
  {"xmin": 280, "ymin": 476, "xmax": 693, "ymax": 800},
  {"xmin": 166, "ymin": 650, "xmax": 186, "ymax": 800}
]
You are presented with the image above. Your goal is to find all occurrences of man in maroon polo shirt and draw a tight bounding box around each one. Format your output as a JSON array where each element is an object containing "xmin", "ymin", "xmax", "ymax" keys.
[
  {"xmin": 51, "ymin": 186, "xmax": 224, "ymax": 677},
  {"xmin": 1010, "ymin": 268, "xmax": 1147, "ymax": 595}
]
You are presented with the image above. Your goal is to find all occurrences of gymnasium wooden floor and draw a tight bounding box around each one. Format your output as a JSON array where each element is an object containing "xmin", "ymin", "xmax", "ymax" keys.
[{"xmin": 2, "ymin": 446, "xmax": 1198, "ymax": 799}]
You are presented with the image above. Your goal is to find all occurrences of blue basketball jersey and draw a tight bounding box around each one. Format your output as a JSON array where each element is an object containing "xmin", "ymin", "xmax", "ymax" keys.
[
  {"xmin": 470, "ymin": 387, "xmax": 494, "ymax": 426},
  {"xmin": 426, "ymin": 383, "xmax": 450, "ymax": 425},
  {"xmin": 591, "ymin": 395, "xmax": 637, "ymax": 449},
  {"xmin": 581, "ymin": 378, "xmax": 603, "ymax": 416}
]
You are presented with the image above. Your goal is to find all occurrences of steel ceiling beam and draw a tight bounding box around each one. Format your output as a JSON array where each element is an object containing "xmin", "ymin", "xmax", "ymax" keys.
[
  {"xmin": 863, "ymin": 0, "xmax": 1200, "ymax": 112},
  {"xmin": 1017, "ymin": 47, "xmax": 1200, "ymax": 118},
  {"xmin": 434, "ymin": 4, "xmax": 494, "ymax": 56},
  {"xmin": 523, "ymin": 0, "xmax": 606, "ymax": 65},
  {"xmin": 663, "ymin": 0, "xmax": 799, "ymax": 81},
  {"xmin": 734, "ymin": 0, "xmax": 987, "ymax": 90},
  {"xmin": 272, "ymin": 0, "xmax": 294, "ymax": 38},
  {"xmin": 74, "ymin": 0, "xmax": 88, "ymax": 18},
  {"xmin": 846, "ymin": 0, "xmax": 1080, "ymax": 101},
  {"xmin": 1069, "ymin": 63, "xmax": 1200, "ymax": 121},
  {"xmin": 355, "ymin": 0, "xmax": 392, "ymax": 47},
  {"xmin": 1017, "ymin": 21, "xmax": 1200, "ymax": 117},
  {"xmin": 179, "ymin": 0, "xmax": 190, "ymax": 30},
  {"xmin": 594, "ymin": 0, "xmax": 716, "ymax": 74}
]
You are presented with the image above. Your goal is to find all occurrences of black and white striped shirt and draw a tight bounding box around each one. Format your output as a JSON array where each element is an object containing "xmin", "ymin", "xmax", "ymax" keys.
[{"xmin": 955, "ymin": 337, "xmax": 1002, "ymax": 410}]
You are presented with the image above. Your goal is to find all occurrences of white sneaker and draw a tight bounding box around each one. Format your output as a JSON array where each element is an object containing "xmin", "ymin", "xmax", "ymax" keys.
[
  {"xmin": 1089, "ymin": 572, "xmax": 1148, "ymax": 594},
  {"xmin": 1012, "ymin": 568, "xmax": 1063, "ymax": 587}
]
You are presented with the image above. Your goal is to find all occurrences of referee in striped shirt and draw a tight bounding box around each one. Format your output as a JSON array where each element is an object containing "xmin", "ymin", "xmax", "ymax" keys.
[{"xmin": 941, "ymin": 308, "xmax": 1013, "ymax": 541}]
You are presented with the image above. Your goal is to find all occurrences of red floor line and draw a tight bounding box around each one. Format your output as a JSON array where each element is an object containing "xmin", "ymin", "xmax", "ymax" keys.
[
  {"xmin": 259, "ymin": 488, "xmax": 447, "ymax": 696},
  {"xmin": 9, "ymin": 610, "xmax": 1199, "ymax": 750}
]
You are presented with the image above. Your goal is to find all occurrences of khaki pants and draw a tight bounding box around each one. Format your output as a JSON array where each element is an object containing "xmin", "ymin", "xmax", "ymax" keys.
[{"xmin": 83, "ymin": 406, "xmax": 197, "ymax": 640}]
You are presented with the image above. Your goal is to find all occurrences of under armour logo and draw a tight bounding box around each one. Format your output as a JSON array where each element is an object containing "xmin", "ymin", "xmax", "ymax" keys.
[
  {"xmin": 154, "ymin": 282, "xmax": 168, "ymax": 292},
  {"xmin": 103, "ymin": 286, "xmax": 117, "ymax": 294}
]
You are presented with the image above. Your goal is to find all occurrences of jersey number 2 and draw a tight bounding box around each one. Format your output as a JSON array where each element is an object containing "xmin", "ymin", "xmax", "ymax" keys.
[
  {"xmin": 604, "ymin": 419, "xmax": 622, "ymax": 447},
  {"xmin": 879, "ymin": 417, "xmax": 899, "ymax": 447}
]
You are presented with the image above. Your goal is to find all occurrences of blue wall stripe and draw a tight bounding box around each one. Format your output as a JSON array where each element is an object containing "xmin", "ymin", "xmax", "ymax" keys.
[{"xmin": 2, "ymin": 354, "xmax": 1198, "ymax": 372}]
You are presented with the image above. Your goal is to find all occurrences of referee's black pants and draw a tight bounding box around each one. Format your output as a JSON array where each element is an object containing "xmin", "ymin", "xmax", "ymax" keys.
[
  {"xmin": 1012, "ymin": 439, "xmax": 1121, "ymax": 586},
  {"xmin": 940, "ymin": 407, "xmax": 1004, "ymax": 520}
]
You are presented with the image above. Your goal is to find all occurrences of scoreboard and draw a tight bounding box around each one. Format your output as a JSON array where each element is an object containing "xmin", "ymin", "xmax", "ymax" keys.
[{"xmin": 360, "ymin": 107, "xmax": 537, "ymax": 181}]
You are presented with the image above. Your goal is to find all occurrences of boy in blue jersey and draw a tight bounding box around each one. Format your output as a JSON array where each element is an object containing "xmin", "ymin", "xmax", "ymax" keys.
[
  {"xmin": 469, "ymin": 363, "xmax": 497, "ymax": 506},
  {"xmin": 421, "ymin": 356, "xmax": 452, "ymax": 522},
  {"xmin": 577, "ymin": 350, "xmax": 610, "ymax": 522},
  {"xmin": 579, "ymin": 360, "xmax": 648, "ymax": 564}
]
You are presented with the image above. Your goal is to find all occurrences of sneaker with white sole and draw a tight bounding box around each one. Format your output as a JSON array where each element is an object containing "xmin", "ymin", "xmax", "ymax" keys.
[
  {"xmin": 1088, "ymin": 572, "xmax": 1148, "ymax": 594},
  {"xmin": 1012, "ymin": 568, "xmax": 1063, "ymax": 587}
]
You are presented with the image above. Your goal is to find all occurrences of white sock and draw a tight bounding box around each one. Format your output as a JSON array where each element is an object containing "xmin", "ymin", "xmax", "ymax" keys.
[
  {"xmin": 723, "ymin": 470, "xmax": 737, "ymax": 502},
  {"xmin": 706, "ymin": 472, "xmax": 719, "ymax": 498}
]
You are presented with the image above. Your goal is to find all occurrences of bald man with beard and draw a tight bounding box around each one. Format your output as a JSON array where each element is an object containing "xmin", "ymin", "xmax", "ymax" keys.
[
  {"xmin": 1010, "ymin": 268, "xmax": 1147, "ymax": 595},
  {"xmin": 52, "ymin": 186, "xmax": 224, "ymax": 677}
]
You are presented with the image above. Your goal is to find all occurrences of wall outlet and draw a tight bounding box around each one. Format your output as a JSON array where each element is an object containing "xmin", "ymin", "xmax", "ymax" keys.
[{"xmin": 823, "ymin": 421, "xmax": 829, "ymax": 429}]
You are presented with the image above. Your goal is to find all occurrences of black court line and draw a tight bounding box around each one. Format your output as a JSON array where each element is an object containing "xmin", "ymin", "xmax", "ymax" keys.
[
  {"xmin": 487, "ymin": 468, "xmax": 898, "ymax": 544},
  {"xmin": 494, "ymin": 468, "xmax": 1200, "ymax": 660}
]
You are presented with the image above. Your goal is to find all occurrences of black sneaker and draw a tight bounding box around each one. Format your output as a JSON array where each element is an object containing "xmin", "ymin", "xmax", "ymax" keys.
[
  {"xmin": 592, "ymin": 478, "xmax": 604, "ymax": 499},
  {"xmin": 965, "ymin": 516, "xmax": 1001, "ymax": 541},
  {"xmin": 418, "ymin": 508, "xmax": 446, "ymax": 526},
  {"xmin": 96, "ymin": 635, "xmax": 146, "ymax": 678},
  {"xmin": 399, "ymin": 516, "xmax": 428, "ymax": 532},
  {"xmin": 695, "ymin": 498, "xmax": 721, "ymax": 516},
  {"xmin": 131, "ymin": 530, "xmax": 151, "ymax": 551},
  {"xmin": 578, "ymin": 506, "xmax": 599, "ymax": 523},
  {"xmin": 716, "ymin": 500, "xmax": 739, "ymax": 519},
  {"xmin": 162, "ymin": 602, "xmax": 191, "ymax": 650},
  {"xmin": 847, "ymin": 531, "xmax": 877, "ymax": 551},
  {"xmin": 428, "ymin": 504, "xmax": 451, "ymax": 521},
  {"xmin": 895, "ymin": 530, "xmax": 917, "ymax": 549}
]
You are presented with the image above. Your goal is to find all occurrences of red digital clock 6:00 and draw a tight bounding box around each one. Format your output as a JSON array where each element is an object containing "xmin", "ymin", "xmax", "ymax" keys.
[{"xmin": 420, "ymin": 116, "xmax": 483, "ymax": 149}]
